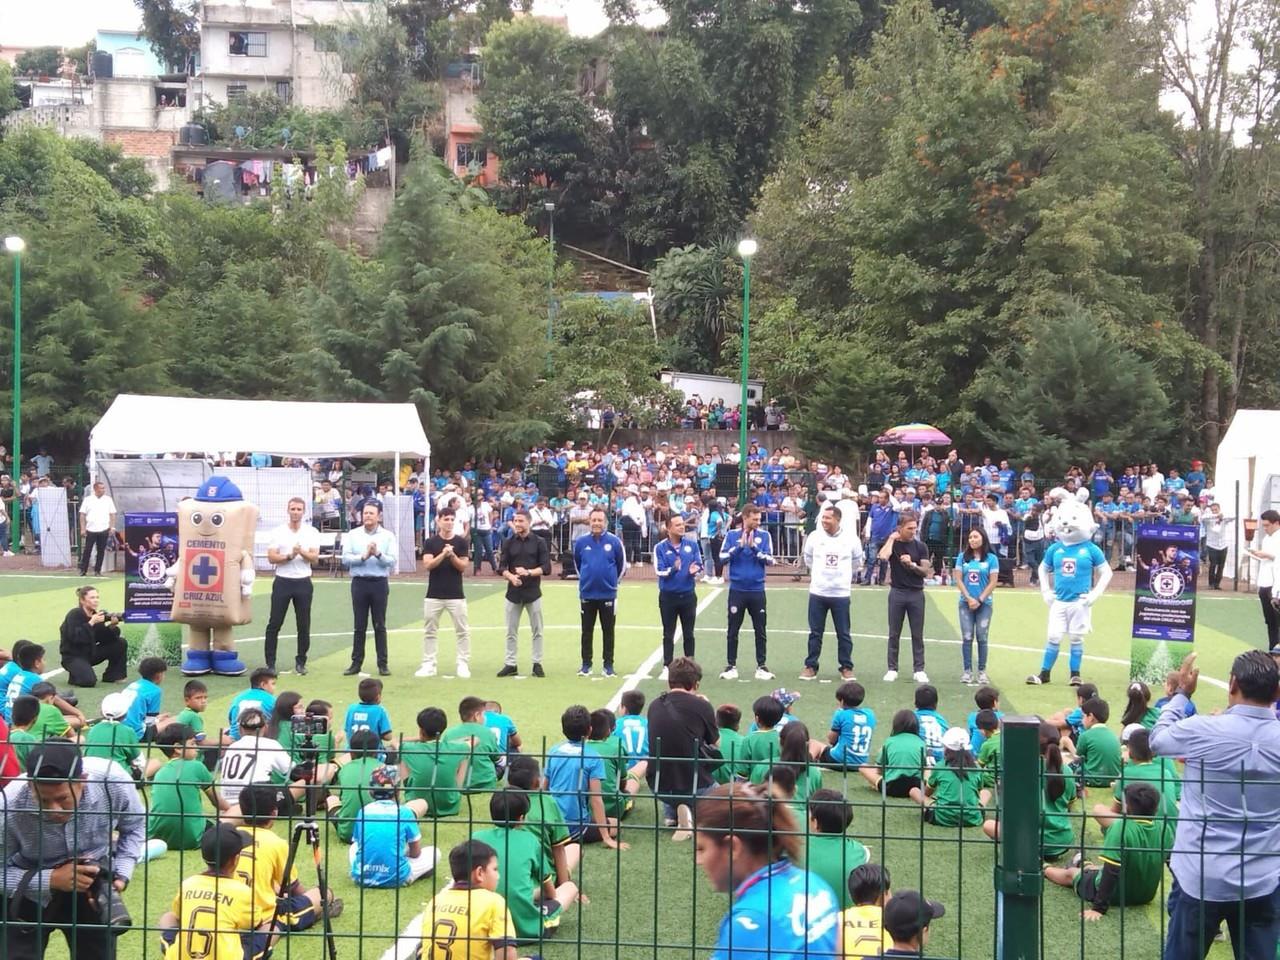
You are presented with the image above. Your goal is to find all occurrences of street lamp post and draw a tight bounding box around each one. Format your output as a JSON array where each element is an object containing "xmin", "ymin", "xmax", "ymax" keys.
[
  {"xmin": 544, "ymin": 202, "xmax": 556, "ymax": 368},
  {"xmin": 4, "ymin": 237, "xmax": 22, "ymax": 555},
  {"xmin": 736, "ymin": 238, "xmax": 757, "ymax": 507}
]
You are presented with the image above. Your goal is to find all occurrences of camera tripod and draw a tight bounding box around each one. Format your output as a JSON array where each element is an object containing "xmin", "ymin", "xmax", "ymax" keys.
[{"xmin": 265, "ymin": 732, "xmax": 338, "ymax": 960}]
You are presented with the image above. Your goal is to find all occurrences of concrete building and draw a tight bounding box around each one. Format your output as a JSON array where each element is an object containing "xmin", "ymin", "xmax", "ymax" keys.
[
  {"xmin": 192, "ymin": 0, "xmax": 362, "ymax": 109},
  {"xmin": 95, "ymin": 29, "xmax": 169, "ymax": 77}
]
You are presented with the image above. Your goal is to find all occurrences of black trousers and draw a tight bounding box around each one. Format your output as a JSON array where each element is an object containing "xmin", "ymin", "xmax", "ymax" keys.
[
  {"xmin": 350, "ymin": 577, "xmax": 390, "ymax": 670},
  {"xmin": 580, "ymin": 598, "xmax": 617, "ymax": 668},
  {"xmin": 659, "ymin": 590, "xmax": 697, "ymax": 664},
  {"xmin": 0, "ymin": 890, "xmax": 118, "ymax": 959},
  {"xmin": 726, "ymin": 589, "xmax": 767, "ymax": 668},
  {"xmin": 1205, "ymin": 546, "xmax": 1226, "ymax": 588},
  {"xmin": 1262, "ymin": 587, "xmax": 1280, "ymax": 650},
  {"xmin": 886, "ymin": 587, "xmax": 926, "ymax": 672},
  {"xmin": 264, "ymin": 575, "xmax": 314, "ymax": 667},
  {"xmin": 79, "ymin": 530, "xmax": 109, "ymax": 575},
  {"xmin": 621, "ymin": 518, "xmax": 642, "ymax": 563},
  {"xmin": 61, "ymin": 636, "xmax": 128, "ymax": 687}
]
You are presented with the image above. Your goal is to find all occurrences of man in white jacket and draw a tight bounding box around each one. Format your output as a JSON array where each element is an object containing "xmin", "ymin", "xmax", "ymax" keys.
[{"xmin": 800, "ymin": 501, "xmax": 865, "ymax": 680}]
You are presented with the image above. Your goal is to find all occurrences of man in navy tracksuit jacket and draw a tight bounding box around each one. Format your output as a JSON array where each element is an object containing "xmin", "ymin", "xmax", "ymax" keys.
[
  {"xmin": 718, "ymin": 502, "xmax": 776, "ymax": 681},
  {"xmin": 573, "ymin": 507, "xmax": 627, "ymax": 677},
  {"xmin": 654, "ymin": 513, "xmax": 702, "ymax": 671}
]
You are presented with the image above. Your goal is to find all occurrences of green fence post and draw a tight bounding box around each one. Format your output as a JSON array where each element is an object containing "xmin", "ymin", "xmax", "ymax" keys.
[{"xmin": 997, "ymin": 716, "xmax": 1042, "ymax": 960}]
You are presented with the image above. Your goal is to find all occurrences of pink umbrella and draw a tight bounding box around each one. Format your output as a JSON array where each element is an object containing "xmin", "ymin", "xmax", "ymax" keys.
[{"xmin": 875, "ymin": 423, "xmax": 951, "ymax": 447}]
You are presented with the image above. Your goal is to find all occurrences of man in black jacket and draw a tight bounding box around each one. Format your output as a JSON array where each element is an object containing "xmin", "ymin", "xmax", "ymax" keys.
[
  {"xmin": 496, "ymin": 509, "xmax": 551, "ymax": 678},
  {"xmin": 645, "ymin": 656, "xmax": 719, "ymax": 841}
]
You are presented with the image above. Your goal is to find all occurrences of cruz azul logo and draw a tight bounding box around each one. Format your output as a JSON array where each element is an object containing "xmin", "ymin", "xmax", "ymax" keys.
[
  {"xmin": 1151, "ymin": 567, "xmax": 1186, "ymax": 600},
  {"xmin": 182, "ymin": 549, "xmax": 225, "ymax": 599}
]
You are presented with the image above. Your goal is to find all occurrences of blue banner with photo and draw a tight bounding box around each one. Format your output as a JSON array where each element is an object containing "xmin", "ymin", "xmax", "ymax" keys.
[
  {"xmin": 123, "ymin": 512, "xmax": 179, "ymax": 622},
  {"xmin": 1132, "ymin": 522, "xmax": 1199, "ymax": 643}
]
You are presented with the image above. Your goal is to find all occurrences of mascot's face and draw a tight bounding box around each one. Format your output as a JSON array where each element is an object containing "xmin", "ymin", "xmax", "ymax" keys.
[
  {"xmin": 178, "ymin": 499, "xmax": 257, "ymax": 542},
  {"xmin": 1049, "ymin": 495, "xmax": 1097, "ymax": 545}
]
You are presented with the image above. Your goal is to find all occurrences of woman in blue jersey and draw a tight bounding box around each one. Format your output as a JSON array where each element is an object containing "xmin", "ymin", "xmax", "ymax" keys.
[
  {"xmin": 695, "ymin": 782, "xmax": 840, "ymax": 959},
  {"xmin": 955, "ymin": 528, "xmax": 999, "ymax": 686}
]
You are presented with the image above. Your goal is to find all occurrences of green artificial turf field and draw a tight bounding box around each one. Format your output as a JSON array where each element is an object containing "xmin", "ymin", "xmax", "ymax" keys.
[{"xmin": 3, "ymin": 571, "xmax": 1256, "ymax": 960}]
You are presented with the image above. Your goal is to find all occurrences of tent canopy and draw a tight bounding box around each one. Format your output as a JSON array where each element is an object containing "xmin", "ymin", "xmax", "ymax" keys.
[
  {"xmin": 1212, "ymin": 409, "xmax": 1280, "ymax": 582},
  {"xmin": 90, "ymin": 395, "xmax": 431, "ymax": 460}
]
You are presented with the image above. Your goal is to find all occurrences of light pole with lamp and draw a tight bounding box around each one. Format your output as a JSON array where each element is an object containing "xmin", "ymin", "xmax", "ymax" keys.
[
  {"xmin": 544, "ymin": 202, "xmax": 556, "ymax": 367},
  {"xmin": 4, "ymin": 236, "xmax": 22, "ymax": 555},
  {"xmin": 736, "ymin": 238, "xmax": 757, "ymax": 507}
]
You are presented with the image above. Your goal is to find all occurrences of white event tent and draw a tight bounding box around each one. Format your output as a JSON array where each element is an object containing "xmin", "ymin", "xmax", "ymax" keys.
[
  {"xmin": 89, "ymin": 395, "xmax": 431, "ymax": 491},
  {"xmin": 1213, "ymin": 408, "xmax": 1280, "ymax": 583}
]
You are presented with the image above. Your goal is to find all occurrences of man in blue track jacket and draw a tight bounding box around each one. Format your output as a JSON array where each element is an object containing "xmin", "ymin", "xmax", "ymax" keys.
[
  {"xmin": 719, "ymin": 503, "xmax": 776, "ymax": 681},
  {"xmin": 574, "ymin": 507, "xmax": 627, "ymax": 677}
]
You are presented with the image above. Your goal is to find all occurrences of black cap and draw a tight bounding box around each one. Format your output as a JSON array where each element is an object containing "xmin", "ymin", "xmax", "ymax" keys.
[
  {"xmin": 200, "ymin": 822, "xmax": 246, "ymax": 867},
  {"xmin": 883, "ymin": 891, "xmax": 946, "ymax": 941},
  {"xmin": 26, "ymin": 739, "xmax": 82, "ymax": 780}
]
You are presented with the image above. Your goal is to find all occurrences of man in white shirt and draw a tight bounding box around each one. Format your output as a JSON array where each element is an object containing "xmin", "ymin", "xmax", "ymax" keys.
[
  {"xmin": 800, "ymin": 502, "xmax": 864, "ymax": 681},
  {"xmin": 1202, "ymin": 500, "xmax": 1231, "ymax": 590},
  {"xmin": 620, "ymin": 486, "xmax": 647, "ymax": 564},
  {"xmin": 1141, "ymin": 464, "xmax": 1166, "ymax": 501},
  {"xmin": 1248, "ymin": 509, "xmax": 1280, "ymax": 649},
  {"xmin": 78, "ymin": 480, "xmax": 117, "ymax": 576},
  {"xmin": 980, "ymin": 494, "xmax": 1011, "ymax": 558},
  {"xmin": 264, "ymin": 497, "xmax": 320, "ymax": 675},
  {"xmin": 473, "ymin": 496, "xmax": 497, "ymax": 574}
]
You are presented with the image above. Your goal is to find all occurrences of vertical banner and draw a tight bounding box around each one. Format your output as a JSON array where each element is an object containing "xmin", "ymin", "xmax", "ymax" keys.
[
  {"xmin": 1130, "ymin": 523, "xmax": 1199, "ymax": 685},
  {"xmin": 124, "ymin": 512, "xmax": 179, "ymax": 622}
]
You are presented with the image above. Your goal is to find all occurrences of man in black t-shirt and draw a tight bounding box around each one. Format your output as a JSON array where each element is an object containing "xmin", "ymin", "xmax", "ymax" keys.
[
  {"xmin": 878, "ymin": 512, "xmax": 932, "ymax": 683},
  {"xmin": 417, "ymin": 510, "xmax": 472, "ymax": 679},
  {"xmin": 497, "ymin": 509, "xmax": 551, "ymax": 678},
  {"xmin": 645, "ymin": 656, "xmax": 719, "ymax": 840}
]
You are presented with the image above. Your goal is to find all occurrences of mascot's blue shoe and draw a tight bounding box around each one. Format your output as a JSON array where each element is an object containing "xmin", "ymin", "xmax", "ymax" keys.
[
  {"xmin": 211, "ymin": 650, "xmax": 247, "ymax": 676},
  {"xmin": 181, "ymin": 649, "xmax": 213, "ymax": 676}
]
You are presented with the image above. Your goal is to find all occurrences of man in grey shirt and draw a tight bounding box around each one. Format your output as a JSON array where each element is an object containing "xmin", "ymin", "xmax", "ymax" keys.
[
  {"xmin": 562, "ymin": 491, "xmax": 593, "ymax": 579},
  {"xmin": 1150, "ymin": 650, "xmax": 1280, "ymax": 960},
  {"xmin": 1, "ymin": 739, "xmax": 145, "ymax": 958}
]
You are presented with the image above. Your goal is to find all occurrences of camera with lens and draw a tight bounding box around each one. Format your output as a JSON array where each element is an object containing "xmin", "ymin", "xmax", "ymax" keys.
[
  {"xmin": 290, "ymin": 713, "xmax": 329, "ymax": 737},
  {"xmin": 81, "ymin": 858, "xmax": 132, "ymax": 932}
]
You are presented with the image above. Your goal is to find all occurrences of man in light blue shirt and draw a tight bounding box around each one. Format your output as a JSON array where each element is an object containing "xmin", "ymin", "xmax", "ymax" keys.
[
  {"xmin": 1150, "ymin": 650, "xmax": 1280, "ymax": 960},
  {"xmin": 342, "ymin": 502, "xmax": 398, "ymax": 676}
]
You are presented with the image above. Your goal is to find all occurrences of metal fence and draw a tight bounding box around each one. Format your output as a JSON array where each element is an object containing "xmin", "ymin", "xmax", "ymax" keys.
[{"xmin": 0, "ymin": 716, "xmax": 1265, "ymax": 960}]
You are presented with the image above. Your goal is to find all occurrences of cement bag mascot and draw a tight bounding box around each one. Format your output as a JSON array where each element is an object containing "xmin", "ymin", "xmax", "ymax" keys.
[
  {"xmin": 1026, "ymin": 488, "xmax": 1112, "ymax": 687},
  {"xmin": 171, "ymin": 476, "xmax": 258, "ymax": 676}
]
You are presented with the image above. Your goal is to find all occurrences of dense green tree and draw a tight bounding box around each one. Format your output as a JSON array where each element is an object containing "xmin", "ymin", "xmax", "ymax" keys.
[
  {"xmin": 794, "ymin": 350, "xmax": 910, "ymax": 466},
  {"xmin": 14, "ymin": 47, "xmax": 61, "ymax": 77},
  {"xmin": 394, "ymin": 0, "xmax": 524, "ymax": 82},
  {"xmin": 133, "ymin": 0, "xmax": 199, "ymax": 72},
  {"xmin": 65, "ymin": 140, "xmax": 153, "ymax": 199},
  {"xmin": 650, "ymin": 241, "xmax": 737, "ymax": 372},
  {"xmin": 0, "ymin": 62, "xmax": 18, "ymax": 122}
]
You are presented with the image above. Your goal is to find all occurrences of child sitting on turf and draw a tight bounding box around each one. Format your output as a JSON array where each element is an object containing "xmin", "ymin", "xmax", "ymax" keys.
[
  {"xmin": 4, "ymin": 643, "xmax": 46, "ymax": 720},
  {"xmin": 975, "ymin": 709, "xmax": 1002, "ymax": 806},
  {"xmin": 484, "ymin": 699, "xmax": 522, "ymax": 778},
  {"xmin": 1051, "ymin": 682, "xmax": 1099, "ymax": 742},
  {"xmin": 764, "ymin": 763, "xmax": 798, "ymax": 804},
  {"xmin": 420, "ymin": 840, "xmax": 518, "ymax": 960},
  {"xmin": 8, "ymin": 695, "xmax": 39, "ymax": 767},
  {"xmin": 331, "ymin": 729, "xmax": 388, "ymax": 842},
  {"xmin": 1154, "ymin": 670, "xmax": 1197, "ymax": 717},
  {"xmin": 169, "ymin": 678, "xmax": 222, "ymax": 775},
  {"xmin": 616, "ymin": 690, "xmax": 649, "ymax": 779},
  {"xmin": 713, "ymin": 704, "xmax": 745, "ymax": 784},
  {"xmin": 1046, "ymin": 782, "xmax": 1171, "ymax": 920},
  {"xmin": 345, "ymin": 677, "xmax": 393, "ymax": 744},
  {"xmin": 805, "ymin": 789, "xmax": 871, "ymax": 910},
  {"xmin": 841, "ymin": 863, "xmax": 894, "ymax": 958},
  {"xmin": 218, "ymin": 705, "xmax": 304, "ymax": 818},
  {"xmin": 350, "ymin": 765, "xmax": 439, "ymax": 888},
  {"xmin": 860, "ymin": 710, "xmax": 926, "ymax": 797},
  {"xmin": 545, "ymin": 704, "xmax": 626, "ymax": 850},
  {"xmin": 1120, "ymin": 681, "xmax": 1158, "ymax": 729},
  {"xmin": 148, "ymin": 722, "xmax": 225, "ymax": 851},
  {"xmin": 121, "ymin": 657, "xmax": 168, "ymax": 741},
  {"xmin": 966, "ymin": 686, "xmax": 1002, "ymax": 752},
  {"xmin": 911, "ymin": 727, "xmax": 984, "ymax": 827},
  {"xmin": 742, "ymin": 695, "xmax": 784, "ymax": 783},
  {"xmin": 276, "ymin": 697, "xmax": 340, "ymax": 786},
  {"xmin": 882, "ymin": 890, "xmax": 947, "ymax": 957},
  {"xmin": 984, "ymin": 721, "xmax": 1076, "ymax": 860},
  {"xmin": 1092, "ymin": 726, "xmax": 1179, "ymax": 832},
  {"xmin": 1060, "ymin": 697, "xmax": 1122, "ymax": 790},
  {"xmin": 507, "ymin": 754, "xmax": 580, "ymax": 888},
  {"xmin": 471, "ymin": 789, "xmax": 580, "ymax": 941},
  {"xmin": 0, "ymin": 641, "xmax": 30, "ymax": 718},
  {"xmin": 447, "ymin": 695, "xmax": 501, "ymax": 791},
  {"xmin": 29, "ymin": 682, "xmax": 76, "ymax": 741},
  {"xmin": 82, "ymin": 691, "xmax": 140, "ymax": 775},
  {"xmin": 237, "ymin": 783, "xmax": 342, "ymax": 932},
  {"xmin": 588, "ymin": 708, "xmax": 635, "ymax": 818},
  {"xmin": 913, "ymin": 684, "xmax": 948, "ymax": 763},
  {"xmin": 400, "ymin": 707, "xmax": 468, "ymax": 819},
  {"xmin": 228, "ymin": 667, "xmax": 277, "ymax": 741},
  {"xmin": 779, "ymin": 722, "xmax": 823, "ymax": 809},
  {"xmin": 823, "ymin": 681, "xmax": 876, "ymax": 769},
  {"xmin": 160, "ymin": 823, "xmax": 257, "ymax": 960}
]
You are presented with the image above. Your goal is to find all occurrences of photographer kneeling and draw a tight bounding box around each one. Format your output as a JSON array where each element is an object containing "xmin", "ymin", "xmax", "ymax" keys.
[
  {"xmin": 59, "ymin": 586, "xmax": 127, "ymax": 687},
  {"xmin": 0, "ymin": 739, "xmax": 145, "ymax": 958}
]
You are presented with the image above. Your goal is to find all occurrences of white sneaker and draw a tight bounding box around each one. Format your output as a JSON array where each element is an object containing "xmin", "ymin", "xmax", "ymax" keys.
[
  {"xmin": 754, "ymin": 667, "xmax": 775, "ymax": 681},
  {"xmin": 960, "ymin": 671, "xmax": 972, "ymax": 684},
  {"xmin": 455, "ymin": 662, "xmax": 471, "ymax": 679},
  {"xmin": 2, "ymin": 551, "xmax": 11, "ymax": 558},
  {"xmin": 719, "ymin": 666, "xmax": 739, "ymax": 680},
  {"xmin": 913, "ymin": 671, "xmax": 930, "ymax": 684},
  {"xmin": 977, "ymin": 671, "xmax": 991, "ymax": 685},
  {"xmin": 883, "ymin": 670, "xmax": 898, "ymax": 682},
  {"xmin": 659, "ymin": 666, "xmax": 669, "ymax": 680},
  {"xmin": 414, "ymin": 664, "xmax": 436, "ymax": 678}
]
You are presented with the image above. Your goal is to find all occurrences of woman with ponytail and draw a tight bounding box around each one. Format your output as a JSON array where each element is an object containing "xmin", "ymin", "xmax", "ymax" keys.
[
  {"xmin": 696, "ymin": 782, "xmax": 840, "ymax": 958},
  {"xmin": 1120, "ymin": 681, "xmax": 1157, "ymax": 729},
  {"xmin": 982, "ymin": 722, "xmax": 1077, "ymax": 860}
]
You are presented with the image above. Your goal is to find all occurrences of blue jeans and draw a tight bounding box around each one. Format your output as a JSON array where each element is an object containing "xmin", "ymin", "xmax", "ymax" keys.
[
  {"xmin": 863, "ymin": 539, "xmax": 887, "ymax": 584},
  {"xmin": 1023, "ymin": 538, "xmax": 1045, "ymax": 582},
  {"xmin": 957, "ymin": 600, "xmax": 991, "ymax": 671},
  {"xmin": 805, "ymin": 594, "xmax": 852, "ymax": 671},
  {"xmin": 1164, "ymin": 876, "xmax": 1280, "ymax": 960}
]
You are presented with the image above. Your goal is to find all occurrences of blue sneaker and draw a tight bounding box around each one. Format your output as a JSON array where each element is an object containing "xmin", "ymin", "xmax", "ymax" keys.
[
  {"xmin": 180, "ymin": 649, "xmax": 212, "ymax": 676},
  {"xmin": 211, "ymin": 650, "xmax": 247, "ymax": 676},
  {"xmin": 602, "ymin": 666, "xmax": 616, "ymax": 678},
  {"xmin": 577, "ymin": 665, "xmax": 592, "ymax": 677}
]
